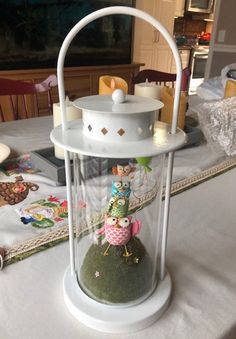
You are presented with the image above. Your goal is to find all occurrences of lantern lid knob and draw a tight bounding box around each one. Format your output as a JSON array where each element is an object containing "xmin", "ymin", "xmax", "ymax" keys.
[{"xmin": 112, "ymin": 89, "xmax": 126, "ymax": 104}]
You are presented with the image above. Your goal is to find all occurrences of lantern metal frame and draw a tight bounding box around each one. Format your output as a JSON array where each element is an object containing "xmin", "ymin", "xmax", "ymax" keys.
[{"xmin": 50, "ymin": 6, "xmax": 185, "ymax": 333}]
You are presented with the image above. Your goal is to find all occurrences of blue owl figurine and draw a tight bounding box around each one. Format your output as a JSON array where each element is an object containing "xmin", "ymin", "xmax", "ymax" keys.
[{"xmin": 111, "ymin": 181, "xmax": 131, "ymax": 199}]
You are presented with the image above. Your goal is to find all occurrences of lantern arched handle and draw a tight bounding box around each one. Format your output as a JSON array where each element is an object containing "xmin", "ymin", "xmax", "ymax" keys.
[
  {"xmin": 57, "ymin": 6, "xmax": 182, "ymax": 135},
  {"xmin": 57, "ymin": 6, "xmax": 182, "ymax": 278}
]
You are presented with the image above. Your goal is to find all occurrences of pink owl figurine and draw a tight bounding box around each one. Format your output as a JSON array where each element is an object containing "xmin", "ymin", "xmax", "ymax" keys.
[{"xmin": 96, "ymin": 215, "xmax": 142, "ymax": 257}]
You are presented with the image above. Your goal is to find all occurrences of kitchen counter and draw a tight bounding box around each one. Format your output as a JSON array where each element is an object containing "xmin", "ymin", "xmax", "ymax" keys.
[{"xmin": 177, "ymin": 45, "xmax": 193, "ymax": 50}]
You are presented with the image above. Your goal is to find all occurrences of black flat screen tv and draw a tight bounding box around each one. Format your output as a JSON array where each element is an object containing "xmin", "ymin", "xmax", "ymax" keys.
[{"xmin": 0, "ymin": 0, "xmax": 134, "ymax": 70}]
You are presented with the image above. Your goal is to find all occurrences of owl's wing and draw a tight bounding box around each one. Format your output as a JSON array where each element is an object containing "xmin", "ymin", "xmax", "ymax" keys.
[
  {"xmin": 144, "ymin": 165, "xmax": 152, "ymax": 172},
  {"xmin": 131, "ymin": 219, "xmax": 142, "ymax": 236},
  {"xmin": 95, "ymin": 225, "xmax": 105, "ymax": 237},
  {"xmin": 124, "ymin": 189, "xmax": 131, "ymax": 198},
  {"xmin": 112, "ymin": 166, "xmax": 118, "ymax": 175},
  {"xmin": 107, "ymin": 199, "xmax": 113, "ymax": 212}
]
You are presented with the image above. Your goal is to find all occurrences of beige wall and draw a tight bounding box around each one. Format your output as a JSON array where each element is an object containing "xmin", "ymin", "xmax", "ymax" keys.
[
  {"xmin": 210, "ymin": 51, "xmax": 236, "ymax": 77},
  {"xmin": 216, "ymin": 0, "xmax": 236, "ymax": 45},
  {"xmin": 206, "ymin": 0, "xmax": 236, "ymax": 78}
]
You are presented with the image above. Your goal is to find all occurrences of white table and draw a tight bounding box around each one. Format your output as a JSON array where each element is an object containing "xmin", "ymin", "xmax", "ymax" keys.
[
  {"xmin": 0, "ymin": 166, "xmax": 236, "ymax": 339},
  {"xmin": 0, "ymin": 115, "xmax": 236, "ymax": 338},
  {"xmin": 0, "ymin": 116, "xmax": 53, "ymax": 155}
]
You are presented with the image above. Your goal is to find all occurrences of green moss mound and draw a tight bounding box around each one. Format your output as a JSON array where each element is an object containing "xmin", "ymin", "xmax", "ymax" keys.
[{"xmin": 80, "ymin": 237, "xmax": 153, "ymax": 304}]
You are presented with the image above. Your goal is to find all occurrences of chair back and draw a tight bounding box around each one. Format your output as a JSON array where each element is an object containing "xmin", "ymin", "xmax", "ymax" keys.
[
  {"xmin": 132, "ymin": 68, "xmax": 190, "ymax": 91},
  {"xmin": 133, "ymin": 69, "xmax": 176, "ymax": 88},
  {"xmin": 0, "ymin": 75, "xmax": 58, "ymax": 121}
]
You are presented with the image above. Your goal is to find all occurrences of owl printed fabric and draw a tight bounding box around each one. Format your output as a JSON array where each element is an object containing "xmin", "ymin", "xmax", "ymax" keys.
[
  {"xmin": 0, "ymin": 175, "xmax": 39, "ymax": 207},
  {"xmin": 15, "ymin": 195, "xmax": 68, "ymax": 228}
]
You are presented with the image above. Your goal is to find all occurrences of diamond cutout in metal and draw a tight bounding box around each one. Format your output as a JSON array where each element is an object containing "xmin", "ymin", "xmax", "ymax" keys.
[
  {"xmin": 101, "ymin": 127, "xmax": 108, "ymax": 135},
  {"xmin": 88, "ymin": 124, "xmax": 92, "ymax": 132},
  {"xmin": 117, "ymin": 128, "xmax": 125, "ymax": 136},
  {"xmin": 137, "ymin": 127, "xmax": 143, "ymax": 135}
]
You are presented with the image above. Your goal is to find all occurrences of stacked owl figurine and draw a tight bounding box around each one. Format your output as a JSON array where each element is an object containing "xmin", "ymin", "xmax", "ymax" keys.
[
  {"xmin": 81, "ymin": 162, "xmax": 154, "ymax": 305},
  {"xmin": 96, "ymin": 163, "xmax": 142, "ymax": 257}
]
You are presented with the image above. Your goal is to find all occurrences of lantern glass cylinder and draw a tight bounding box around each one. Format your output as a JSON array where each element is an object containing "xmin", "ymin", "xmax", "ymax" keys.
[{"xmin": 73, "ymin": 153, "xmax": 166, "ymax": 306}]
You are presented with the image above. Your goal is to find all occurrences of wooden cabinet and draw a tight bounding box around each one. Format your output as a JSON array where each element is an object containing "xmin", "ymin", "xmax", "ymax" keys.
[
  {"xmin": 174, "ymin": 0, "xmax": 186, "ymax": 17},
  {"xmin": 133, "ymin": 0, "xmax": 176, "ymax": 72},
  {"xmin": 0, "ymin": 63, "xmax": 142, "ymax": 120}
]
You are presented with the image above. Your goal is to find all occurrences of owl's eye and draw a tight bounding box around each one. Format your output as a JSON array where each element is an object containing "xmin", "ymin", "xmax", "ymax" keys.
[
  {"xmin": 106, "ymin": 217, "xmax": 117, "ymax": 226},
  {"xmin": 119, "ymin": 217, "xmax": 130, "ymax": 228},
  {"xmin": 123, "ymin": 182, "xmax": 130, "ymax": 188},
  {"xmin": 124, "ymin": 165, "xmax": 131, "ymax": 173},
  {"xmin": 109, "ymin": 197, "xmax": 116, "ymax": 203},
  {"xmin": 114, "ymin": 181, "xmax": 121, "ymax": 188},
  {"xmin": 117, "ymin": 199, "xmax": 125, "ymax": 206}
]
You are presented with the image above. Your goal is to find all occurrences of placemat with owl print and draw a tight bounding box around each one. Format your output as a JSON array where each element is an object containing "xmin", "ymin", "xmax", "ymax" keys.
[{"xmin": 0, "ymin": 172, "xmax": 69, "ymax": 266}]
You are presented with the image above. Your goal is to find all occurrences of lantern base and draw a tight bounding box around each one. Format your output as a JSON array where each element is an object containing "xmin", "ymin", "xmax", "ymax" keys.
[{"xmin": 63, "ymin": 266, "xmax": 172, "ymax": 333}]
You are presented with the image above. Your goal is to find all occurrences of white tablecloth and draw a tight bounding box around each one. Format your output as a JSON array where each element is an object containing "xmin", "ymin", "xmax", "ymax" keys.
[
  {"xmin": 0, "ymin": 116, "xmax": 53, "ymax": 155},
  {"xmin": 1, "ymin": 114, "xmax": 236, "ymax": 338},
  {"xmin": 0, "ymin": 167, "xmax": 236, "ymax": 339}
]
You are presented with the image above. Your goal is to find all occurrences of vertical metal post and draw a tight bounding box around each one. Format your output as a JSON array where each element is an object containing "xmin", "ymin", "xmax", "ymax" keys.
[
  {"xmin": 64, "ymin": 150, "xmax": 75, "ymax": 275},
  {"xmin": 160, "ymin": 151, "xmax": 174, "ymax": 280}
]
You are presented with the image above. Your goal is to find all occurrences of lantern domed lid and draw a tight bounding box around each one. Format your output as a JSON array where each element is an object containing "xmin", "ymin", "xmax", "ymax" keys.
[
  {"xmin": 73, "ymin": 94, "xmax": 163, "ymax": 114},
  {"xmin": 51, "ymin": 91, "xmax": 186, "ymax": 158},
  {"xmin": 51, "ymin": 121, "xmax": 186, "ymax": 158},
  {"xmin": 72, "ymin": 93, "xmax": 164, "ymax": 144},
  {"xmin": 51, "ymin": 92, "xmax": 186, "ymax": 158}
]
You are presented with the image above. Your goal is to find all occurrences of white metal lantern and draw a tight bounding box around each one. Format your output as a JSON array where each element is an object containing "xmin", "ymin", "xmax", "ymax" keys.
[{"xmin": 50, "ymin": 6, "xmax": 185, "ymax": 334}]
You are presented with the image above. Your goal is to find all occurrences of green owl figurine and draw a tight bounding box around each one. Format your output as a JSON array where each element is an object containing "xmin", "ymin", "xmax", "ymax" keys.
[
  {"xmin": 136, "ymin": 157, "xmax": 152, "ymax": 172},
  {"xmin": 107, "ymin": 196, "xmax": 129, "ymax": 218}
]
